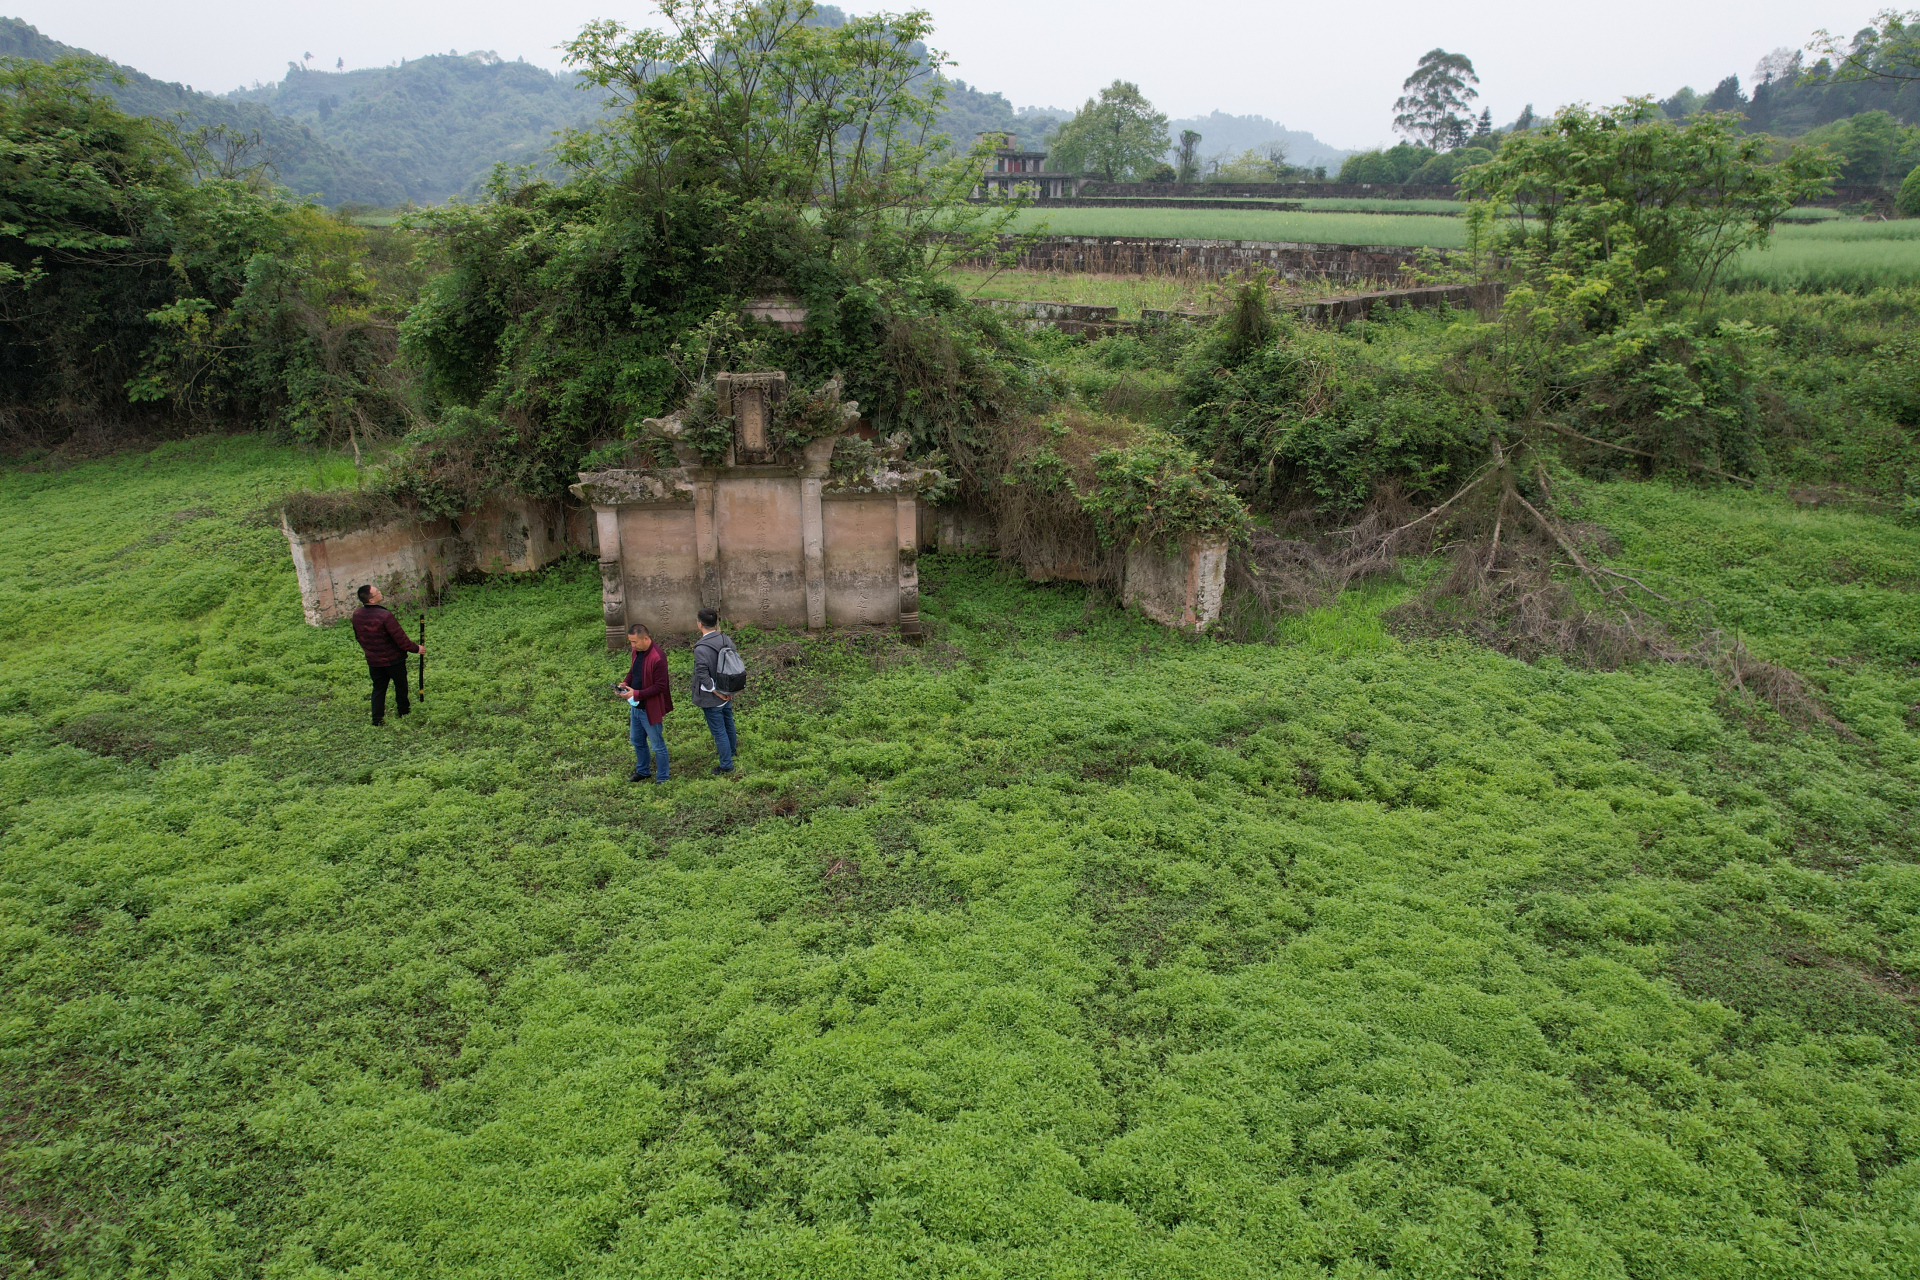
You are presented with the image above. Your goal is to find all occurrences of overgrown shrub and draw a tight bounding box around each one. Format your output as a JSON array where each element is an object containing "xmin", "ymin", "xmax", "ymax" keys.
[{"xmin": 1, "ymin": 56, "xmax": 417, "ymax": 450}]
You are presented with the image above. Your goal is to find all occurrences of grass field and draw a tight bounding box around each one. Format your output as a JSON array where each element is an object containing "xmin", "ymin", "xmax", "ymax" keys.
[
  {"xmin": 1010, "ymin": 206, "xmax": 1466, "ymax": 248},
  {"xmin": 948, "ymin": 269, "xmax": 1364, "ymax": 317},
  {"xmin": 4, "ymin": 438, "xmax": 1919, "ymax": 1276},
  {"xmin": 1724, "ymin": 218, "xmax": 1920, "ymax": 291}
]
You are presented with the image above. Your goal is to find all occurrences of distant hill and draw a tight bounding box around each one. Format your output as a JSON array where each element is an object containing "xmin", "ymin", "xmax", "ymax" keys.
[
  {"xmin": 0, "ymin": 17, "xmax": 399, "ymax": 205},
  {"xmin": 4, "ymin": 15, "xmax": 1351, "ymax": 204},
  {"xmin": 936, "ymin": 78, "xmax": 1064, "ymax": 152},
  {"xmin": 1164, "ymin": 112, "xmax": 1354, "ymax": 170},
  {"xmin": 227, "ymin": 53, "xmax": 609, "ymax": 205}
]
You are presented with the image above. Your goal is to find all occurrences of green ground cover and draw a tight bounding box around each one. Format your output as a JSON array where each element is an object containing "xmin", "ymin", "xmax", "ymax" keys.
[
  {"xmin": 3, "ymin": 437, "xmax": 1920, "ymax": 1274},
  {"xmin": 1725, "ymin": 219, "xmax": 1920, "ymax": 291},
  {"xmin": 4, "ymin": 439, "xmax": 1920, "ymax": 1277},
  {"xmin": 948, "ymin": 270, "xmax": 1334, "ymax": 319}
]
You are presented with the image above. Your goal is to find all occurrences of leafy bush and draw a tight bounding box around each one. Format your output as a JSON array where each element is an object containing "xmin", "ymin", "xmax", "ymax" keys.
[
  {"xmin": 1084, "ymin": 430, "xmax": 1252, "ymax": 546},
  {"xmin": 0, "ymin": 56, "xmax": 417, "ymax": 450},
  {"xmin": 1177, "ymin": 308, "xmax": 1487, "ymax": 509}
]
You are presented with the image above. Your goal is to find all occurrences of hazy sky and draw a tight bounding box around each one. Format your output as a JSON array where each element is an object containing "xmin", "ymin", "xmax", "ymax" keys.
[{"xmin": 9, "ymin": 1, "xmax": 1888, "ymax": 148}]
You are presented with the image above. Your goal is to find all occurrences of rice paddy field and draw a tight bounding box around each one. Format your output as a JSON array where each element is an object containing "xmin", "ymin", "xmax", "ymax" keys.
[
  {"xmin": 5, "ymin": 437, "xmax": 1920, "ymax": 1277},
  {"xmin": 1724, "ymin": 219, "xmax": 1920, "ymax": 291}
]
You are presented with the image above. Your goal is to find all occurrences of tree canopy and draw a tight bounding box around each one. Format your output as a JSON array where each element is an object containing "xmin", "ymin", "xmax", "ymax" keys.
[
  {"xmin": 1393, "ymin": 49, "xmax": 1480, "ymax": 150},
  {"xmin": 1045, "ymin": 80, "xmax": 1171, "ymax": 182},
  {"xmin": 1461, "ymin": 100, "xmax": 1837, "ymax": 308}
]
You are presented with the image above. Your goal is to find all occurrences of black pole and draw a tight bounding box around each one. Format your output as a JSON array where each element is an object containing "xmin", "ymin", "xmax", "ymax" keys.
[{"xmin": 417, "ymin": 614, "xmax": 427, "ymax": 702}]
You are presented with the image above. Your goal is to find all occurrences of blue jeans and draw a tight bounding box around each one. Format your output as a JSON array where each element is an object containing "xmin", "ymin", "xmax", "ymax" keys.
[
  {"xmin": 630, "ymin": 706, "xmax": 668, "ymax": 779},
  {"xmin": 702, "ymin": 702, "xmax": 738, "ymax": 770}
]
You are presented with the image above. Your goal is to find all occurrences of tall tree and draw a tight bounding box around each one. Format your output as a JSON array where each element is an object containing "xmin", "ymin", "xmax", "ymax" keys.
[
  {"xmin": 1175, "ymin": 128, "xmax": 1202, "ymax": 182},
  {"xmin": 1702, "ymin": 75, "xmax": 1746, "ymax": 113},
  {"xmin": 1393, "ymin": 49, "xmax": 1479, "ymax": 150},
  {"xmin": 1810, "ymin": 11, "xmax": 1920, "ymax": 83},
  {"xmin": 1046, "ymin": 80, "xmax": 1170, "ymax": 182}
]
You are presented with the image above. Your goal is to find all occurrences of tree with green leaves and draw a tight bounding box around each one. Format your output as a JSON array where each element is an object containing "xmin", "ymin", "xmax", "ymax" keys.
[
  {"xmin": 1393, "ymin": 49, "xmax": 1479, "ymax": 150},
  {"xmin": 397, "ymin": 0, "xmax": 1024, "ymax": 504},
  {"xmin": 1175, "ymin": 129, "xmax": 1202, "ymax": 183},
  {"xmin": 1809, "ymin": 10, "xmax": 1920, "ymax": 82},
  {"xmin": 1, "ymin": 53, "xmax": 412, "ymax": 447},
  {"xmin": 1045, "ymin": 80, "xmax": 1170, "ymax": 182},
  {"xmin": 1461, "ymin": 100, "xmax": 1837, "ymax": 309}
]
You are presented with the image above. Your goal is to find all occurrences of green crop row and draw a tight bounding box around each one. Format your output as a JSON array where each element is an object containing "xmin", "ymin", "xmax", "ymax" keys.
[{"xmin": 1725, "ymin": 219, "xmax": 1920, "ymax": 291}]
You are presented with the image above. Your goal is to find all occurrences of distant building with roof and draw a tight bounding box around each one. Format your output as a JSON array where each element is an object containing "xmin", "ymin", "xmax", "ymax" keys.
[{"xmin": 974, "ymin": 131, "xmax": 1083, "ymax": 200}]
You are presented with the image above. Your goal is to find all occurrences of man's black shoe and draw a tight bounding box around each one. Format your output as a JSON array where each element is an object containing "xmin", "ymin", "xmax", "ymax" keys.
[
  {"xmin": 629, "ymin": 771, "xmax": 653, "ymax": 783},
  {"xmin": 712, "ymin": 766, "xmax": 735, "ymax": 775}
]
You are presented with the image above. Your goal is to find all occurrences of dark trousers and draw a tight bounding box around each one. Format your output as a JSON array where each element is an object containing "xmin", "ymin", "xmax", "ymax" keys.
[{"xmin": 370, "ymin": 660, "xmax": 411, "ymax": 725}]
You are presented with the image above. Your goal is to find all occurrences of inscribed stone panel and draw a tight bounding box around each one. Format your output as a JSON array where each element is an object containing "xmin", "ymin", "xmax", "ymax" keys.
[
  {"xmin": 715, "ymin": 477, "xmax": 807, "ymax": 628},
  {"xmin": 618, "ymin": 506, "xmax": 701, "ymax": 636},
  {"xmin": 822, "ymin": 496, "xmax": 899, "ymax": 626}
]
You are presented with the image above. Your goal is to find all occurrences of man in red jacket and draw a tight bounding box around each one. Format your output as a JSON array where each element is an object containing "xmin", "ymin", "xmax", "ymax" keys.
[
  {"xmin": 350, "ymin": 584, "xmax": 425, "ymax": 726},
  {"xmin": 616, "ymin": 622, "xmax": 673, "ymax": 782}
]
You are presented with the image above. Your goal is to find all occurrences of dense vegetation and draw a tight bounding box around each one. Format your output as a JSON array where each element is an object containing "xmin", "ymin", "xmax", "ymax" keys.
[
  {"xmin": 0, "ymin": 56, "xmax": 419, "ymax": 449},
  {"xmin": 3, "ymin": 435, "xmax": 1917, "ymax": 1277}
]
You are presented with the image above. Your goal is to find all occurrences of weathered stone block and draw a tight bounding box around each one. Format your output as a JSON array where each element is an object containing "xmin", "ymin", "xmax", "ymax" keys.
[{"xmin": 1124, "ymin": 537, "xmax": 1228, "ymax": 633}]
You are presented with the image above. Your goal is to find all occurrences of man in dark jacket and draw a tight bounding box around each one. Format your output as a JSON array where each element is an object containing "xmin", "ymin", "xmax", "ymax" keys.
[
  {"xmin": 690, "ymin": 608, "xmax": 739, "ymax": 775},
  {"xmin": 616, "ymin": 622, "xmax": 673, "ymax": 782},
  {"xmin": 351, "ymin": 584, "xmax": 424, "ymax": 725}
]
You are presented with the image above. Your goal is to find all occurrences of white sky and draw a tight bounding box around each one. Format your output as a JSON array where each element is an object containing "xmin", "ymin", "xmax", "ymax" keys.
[{"xmin": 7, "ymin": 1, "xmax": 1889, "ymax": 149}]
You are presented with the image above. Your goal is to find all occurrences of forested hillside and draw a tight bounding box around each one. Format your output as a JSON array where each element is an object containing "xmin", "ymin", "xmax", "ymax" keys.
[
  {"xmin": 227, "ymin": 53, "xmax": 607, "ymax": 205},
  {"xmin": 0, "ymin": 17, "xmax": 396, "ymax": 204}
]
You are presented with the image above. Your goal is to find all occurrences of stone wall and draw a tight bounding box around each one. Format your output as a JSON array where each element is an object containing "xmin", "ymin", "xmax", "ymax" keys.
[
  {"xmin": 962, "ymin": 235, "xmax": 1442, "ymax": 283},
  {"xmin": 972, "ymin": 298, "xmax": 1128, "ymax": 336},
  {"xmin": 1297, "ymin": 282, "xmax": 1503, "ymax": 325},
  {"xmin": 1080, "ymin": 181, "xmax": 1457, "ymax": 200},
  {"xmin": 974, "ymin": 197, "xmax": 1306, "ymax": 212},
  {"xmin": 282, "ymin": 492, "xmax": 592, "ymax": 626},
  {"xmin": 573, "ymin": 409, "xmax": 931, "ymax": 646}
]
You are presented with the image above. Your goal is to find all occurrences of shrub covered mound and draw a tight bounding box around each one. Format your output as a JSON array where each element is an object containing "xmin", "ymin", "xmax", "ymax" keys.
[{"xmin": 4, "ymin": 440, "xmax": 1920, "ymax": 1277}]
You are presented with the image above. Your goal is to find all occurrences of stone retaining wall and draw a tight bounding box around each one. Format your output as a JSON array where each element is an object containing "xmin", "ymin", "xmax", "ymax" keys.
[
  {"xmin": 976, "ymin": 281, "xmax": 1499, "ymax": 339},
  {"xmin": 1081, "ymin": 181, "xmax": 1458, "ymax": 200},
  {"xmin": 962, "ymin": 235, "xmax": 1441, "ymax": 282},
  {"xmin": 282, "ymin": 492, "xmax": 592, "ymax": 626},
  {"xmin": 1298, "ymin": 282, "xmax": 1503, "ymax": 325}
]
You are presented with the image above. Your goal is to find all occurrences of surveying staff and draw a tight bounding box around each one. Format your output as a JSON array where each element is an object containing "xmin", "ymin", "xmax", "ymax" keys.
[
  {"xmin": 351, "ymin": 585, "xmax": 424, "ymax": 726},
  {"xmin": 691, "ymin": 608, "xmax": 739, "ymax": 775},
  {"xmin": 617, "ymin": 623, "xmax": 673, "ymax": 783}
]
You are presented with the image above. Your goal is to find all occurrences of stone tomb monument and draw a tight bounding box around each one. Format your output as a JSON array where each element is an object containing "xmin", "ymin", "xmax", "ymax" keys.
[{"xmin": 572, "ymin": 372, "xmax": 935, "ymax": 649}]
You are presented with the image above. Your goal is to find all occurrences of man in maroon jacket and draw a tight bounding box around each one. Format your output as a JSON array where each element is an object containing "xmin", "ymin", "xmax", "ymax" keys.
[
  {"xmin": 351, "ymin": 584, "xmax": 425, "ymax": 726},
  {"xmin": 617, "ymin": 622, "xmax": 673, "ymax": 782}
]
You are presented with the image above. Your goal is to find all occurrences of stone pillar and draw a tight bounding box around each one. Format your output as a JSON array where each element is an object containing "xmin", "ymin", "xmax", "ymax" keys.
[
  {"xmin": 694, "ymin": 477, "xmax": 721, "ymax": 611},
  {"xmin": 896, "ymin": 496, "xmax": 921, "ymax": 639},
  {"xmin": 801, "ymin": 477, "xmax": 827, "ymax": 630},
  {"xmin": 594, "ymin": 505, "xmax": 625, "ymax": 650}
]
